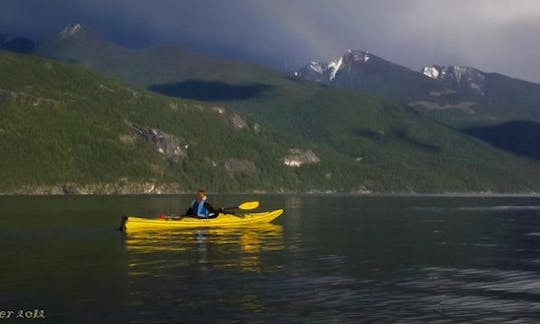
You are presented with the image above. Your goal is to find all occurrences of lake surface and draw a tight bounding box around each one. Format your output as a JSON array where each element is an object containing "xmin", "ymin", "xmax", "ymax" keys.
[{"xmin": 1, "ymin": 194, "xmax": 540, "ymax": 323}]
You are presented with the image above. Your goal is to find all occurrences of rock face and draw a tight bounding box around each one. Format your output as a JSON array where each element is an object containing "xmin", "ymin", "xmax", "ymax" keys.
[
  {"xmin": 132, "ymin": 125, "xmax": 187, "ymax": 161},
  {"xmin": 408, "ymin": 100, "xmax": 477, "ymax": 112},
  {"xmin": 7, "ymin": 182, "xmax": 185, "ymax": 195},
  {"xmin": 283, "ymin": 149, "xmax": 320, "ymax": 167},
  {"xmin": 212, "ymin": 106, "xmax": 252, "ymax": 130},
  {"xmin": 229, "ymin": 113, "xmax": 248, "ymax": 129},
  {"xmin": 224, "ymin": 159, "xmax": 257, "ymax": 173}
]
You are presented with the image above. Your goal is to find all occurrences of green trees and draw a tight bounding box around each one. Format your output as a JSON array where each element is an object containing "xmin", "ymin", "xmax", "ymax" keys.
[{"xmin": 1, "ymin": 51, "xmax": 540, "ymax": 194}]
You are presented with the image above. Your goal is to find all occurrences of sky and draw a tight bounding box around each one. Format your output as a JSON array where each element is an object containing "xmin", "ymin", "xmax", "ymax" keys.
[{"xmin": 2, "ymin": 0, "xmax": 540, "ymax": 83}]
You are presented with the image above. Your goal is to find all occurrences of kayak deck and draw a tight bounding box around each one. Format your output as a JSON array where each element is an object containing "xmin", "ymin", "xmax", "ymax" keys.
[{"xmin": 125, "ymin": 209, "xmax": 283, "ymax": 230}]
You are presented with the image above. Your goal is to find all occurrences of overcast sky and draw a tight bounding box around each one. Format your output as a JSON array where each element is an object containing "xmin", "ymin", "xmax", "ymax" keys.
[{"xmin": 2, "ymin": 0, "xmax": 540, "ymax": 82}]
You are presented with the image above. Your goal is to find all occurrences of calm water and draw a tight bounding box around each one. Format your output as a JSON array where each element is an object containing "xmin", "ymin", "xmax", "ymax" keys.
[{"xmin": 1, "ymin": 195, "xmax": 540, "ymax": 323}]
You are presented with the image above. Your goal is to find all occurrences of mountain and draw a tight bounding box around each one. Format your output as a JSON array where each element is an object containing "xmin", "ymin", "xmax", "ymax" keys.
[
  {"xmin": 295, "ymin": 50, "xmax": 540, "ymax": 127},
  {"xmin": 36, "ymin": 24, "xmax": 128, "ymax": 68},
  {"xmin": 2, "ymin": 26, "xmax": 540, "ymax": 193},
  {"xmin": 419, "ymin": 65, "xmax": 540, "ymax": 124},
  {"xmin": 34, "ymin": 24, "xmax": 287, "ymax": 94},
  {"xmin": 0, "ymin": 51, "xmax": 317, "ymax": 193},
  {"xmin": 294, "ymin": 49, "xmax": 442, "ymax": 102}
]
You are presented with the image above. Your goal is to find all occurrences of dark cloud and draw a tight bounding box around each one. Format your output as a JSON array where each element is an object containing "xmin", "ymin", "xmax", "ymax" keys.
[{"xmin": 1, "ymin": 0, "xmax": 539, "ymax": 82}]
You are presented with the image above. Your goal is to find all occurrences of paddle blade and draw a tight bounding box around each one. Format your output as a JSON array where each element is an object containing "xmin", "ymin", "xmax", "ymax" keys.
[{"xmin": 237, "ymin": 201, "xmax": 259, "ymax": 210}]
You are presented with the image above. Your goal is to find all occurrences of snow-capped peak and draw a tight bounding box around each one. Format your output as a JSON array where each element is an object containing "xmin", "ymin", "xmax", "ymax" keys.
[
  {"xmin": 421, "ymin": 65, "xmax": 487, "ymax": 95},
  {"xmin": 293, "ymin": 49, "xmax": 372, "ymax": 82},
  {"xmin": 327, "ymin": 50, "xmax": 371, "ymax": 81},
  {"xmin": 59, "ymin": 24, "xmax": 84, "ymax": 39}
]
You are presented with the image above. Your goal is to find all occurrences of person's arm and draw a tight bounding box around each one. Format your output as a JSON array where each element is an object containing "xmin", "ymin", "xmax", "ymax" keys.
[
  {"xmin": 204, "ymin": 202, "xmax": 222, "ymax": 215},
  {"xmin": 184, "ymin": 206, "xmax": 193, "ymax": 216}
]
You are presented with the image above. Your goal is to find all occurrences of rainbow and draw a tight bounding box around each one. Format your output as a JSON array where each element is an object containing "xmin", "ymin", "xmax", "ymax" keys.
[{"xmin": 255, "ymin": 2, "xmax": 347, "ymax": 60}]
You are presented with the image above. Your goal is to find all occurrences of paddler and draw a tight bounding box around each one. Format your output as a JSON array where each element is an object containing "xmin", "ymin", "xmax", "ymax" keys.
[{"xmin": 185, "ymin": 189, "xmax": 223, "ymax": 218}]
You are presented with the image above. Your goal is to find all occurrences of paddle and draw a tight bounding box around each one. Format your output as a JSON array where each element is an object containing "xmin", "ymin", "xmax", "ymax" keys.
[
  {"xmin": 223, "ymin": 201, "xmax": 259, "ymax": 211},
  {"xmin": 223, "ymin": 201, "xmax": 259, "ymax": 217},
  {"xmin": 160, "ymin": 201, "xmax": 260, "ymax": 220}
]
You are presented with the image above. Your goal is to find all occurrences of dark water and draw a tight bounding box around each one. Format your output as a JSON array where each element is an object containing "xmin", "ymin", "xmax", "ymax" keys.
[{"xmin": 2, "ymin": 195, "xmax": 540, "ymax": 323}]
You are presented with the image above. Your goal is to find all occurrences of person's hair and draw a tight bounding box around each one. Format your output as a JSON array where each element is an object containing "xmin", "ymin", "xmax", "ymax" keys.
[{"xmin": 197, "ymin": 189, "xmax": 206, "ymax": 194}]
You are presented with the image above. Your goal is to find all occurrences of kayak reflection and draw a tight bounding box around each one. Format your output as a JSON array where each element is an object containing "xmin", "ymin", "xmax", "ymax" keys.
[{"xmin": 125, "ymin": 223, "xmax": 283, "ymax": 274}]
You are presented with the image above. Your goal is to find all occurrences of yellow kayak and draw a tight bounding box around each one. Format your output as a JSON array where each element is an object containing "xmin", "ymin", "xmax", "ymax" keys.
[{"xmin": 123, "ymin": 209, "xmax": 283, "ymax": 231}]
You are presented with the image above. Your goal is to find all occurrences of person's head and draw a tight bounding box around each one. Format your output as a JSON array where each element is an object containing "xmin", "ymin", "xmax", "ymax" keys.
[{"xmin": 195, "ymin": 189, "xmax": 207, "ymax": 202}]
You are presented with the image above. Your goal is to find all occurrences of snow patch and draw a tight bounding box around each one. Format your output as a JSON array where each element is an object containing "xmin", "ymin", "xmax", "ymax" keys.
[
  {"xmin": 308, "ymin": 61, "xmax": 324, "ymax": 74},
  {"xmin": 422, "ymin": 66, "xmax": 440, "ymax": 79},
  {"xmin": 452, "ymin": 65, "xmax": 467, "ymax": 85},
  {"xmin": 59, "ymin": 24, "xmax": 83, "ymax": 39},
  {"xmin": 469, "ymin": 82, "xmax": 485, "ymax": 95},
  {"xmin": 352, "ymin": 50, "xmax": 370, "ymax": 63},
  {"xmin": 328, "ymin": 56, "xmax": 343, "ymax": 81}
]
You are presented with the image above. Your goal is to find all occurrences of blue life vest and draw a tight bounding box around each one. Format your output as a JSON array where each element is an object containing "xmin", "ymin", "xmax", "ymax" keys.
[{"xmin": 191, "ymin": 200, "xmax": 209, "ymax": 218}]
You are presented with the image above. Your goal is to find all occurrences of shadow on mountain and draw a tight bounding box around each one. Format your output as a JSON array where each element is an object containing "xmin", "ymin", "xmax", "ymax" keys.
[
  {"xmin": 0, "ymin": 37, "xmax": 37, "ymax": 54},
  {"xmin": 351, "ymin": 128, "xmax": 384, "ymax": 141},
  {"xmin": 351, "ymin": 128, "xmax": 441, "ymax": 152},
  {"xmin": 148, "ymin": 80, "xmax": 273, "ymax": 101},
  {"xmin": 465, "ymin": 120, "xmax": 540, "ymax": 160},
  {"xmin": 394, "ymin": 129, "xmax": 441, "ymax": 152}
]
